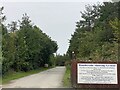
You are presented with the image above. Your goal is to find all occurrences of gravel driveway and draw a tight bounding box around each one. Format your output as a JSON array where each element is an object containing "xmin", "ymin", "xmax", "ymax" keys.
[{"xmin": 3, "ymin": 66, "xmax": 66, "ymax": 88}]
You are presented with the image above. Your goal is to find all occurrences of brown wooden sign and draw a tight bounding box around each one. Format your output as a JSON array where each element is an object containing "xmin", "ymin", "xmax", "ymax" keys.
[{"xmin": 71, "ymin": 60, "xmax": 120, "ymax": 89}]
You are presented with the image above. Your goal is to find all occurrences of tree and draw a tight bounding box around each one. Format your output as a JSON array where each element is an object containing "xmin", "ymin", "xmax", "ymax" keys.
[
  {"xmin": 2, "ymin": 13, "xmax": 58, "ymax": 74},
  {"xmin": 8, "ymin": 21, "xmax": 18, "ymax": 33},
  {"xmin": 76, "ymin": 3, "xmax": 101, "ymax": 31},
  {"xmin": 0, "ymin": 7, "xmax": 6, "ymax": 25},
  {"xmin": 68, "ymin": 2, "xmax": 119, "ymax": 62}
]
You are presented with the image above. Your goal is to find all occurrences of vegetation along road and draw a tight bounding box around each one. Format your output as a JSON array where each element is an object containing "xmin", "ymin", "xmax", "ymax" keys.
[{"xmin": 3, "ymin": 66, "xmax": 66, "ymax": 88}]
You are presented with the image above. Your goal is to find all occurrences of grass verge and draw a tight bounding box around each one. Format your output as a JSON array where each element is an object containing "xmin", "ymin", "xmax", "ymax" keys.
[
  {"xmin": 63, "ymin": 65, "xmax": 71, "ymax": 87},
  {"xmin": 2, "ymin": 67, "xmax": 51, "ymax": 84},
  {"xmin": 0, "ymin": 76, "xmax": 1, "ymax": 85}
]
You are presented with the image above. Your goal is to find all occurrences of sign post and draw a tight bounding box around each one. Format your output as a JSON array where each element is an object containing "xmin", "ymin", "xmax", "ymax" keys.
[
  {"xmin": 71, "ymin": 61, "xmax": 120, "ymax": 89},
  {"xmin": 77, "ymin": 63, "xmax": 118, "ymax": 84}
]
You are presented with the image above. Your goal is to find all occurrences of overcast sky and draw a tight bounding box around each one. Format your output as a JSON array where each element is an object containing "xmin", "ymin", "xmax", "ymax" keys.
[{"xmin": 1, "ymin": 0, "xmax": 107, "ymax": 55}]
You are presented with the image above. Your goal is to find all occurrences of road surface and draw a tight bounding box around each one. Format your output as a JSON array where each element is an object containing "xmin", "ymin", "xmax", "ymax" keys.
[{"xmin": 3, "ymin": 66, "xmax": 66, "ymax": 88}]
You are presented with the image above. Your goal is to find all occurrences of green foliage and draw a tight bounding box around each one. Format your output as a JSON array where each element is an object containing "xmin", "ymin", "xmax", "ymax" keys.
[
  {"xmin": 0, "ymin": 25, "xmax": 2, "ymax": 76},
  {"xmin": 0, "ymin": 7, "xmax": 6, "ymax": 24},
  {"xmin": 55, "ymin": 54, "xmax": 70, "ymax": 66},
  {"xmin": 68, "ymin": 2, "xmax": 119, "ymax": 62},
  {"xmin": 63, "ymin": 65, "xmax": 71, "ymax": 87},
  {"xmin": 2, "ymin": 13, "xmax": 58, "ymax": 75}
]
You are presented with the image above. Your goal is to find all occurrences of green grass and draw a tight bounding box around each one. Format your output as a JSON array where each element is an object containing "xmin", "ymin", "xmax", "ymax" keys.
[
  {"xmin": 2, "ymin": 67, "xmax": 51, "ymax": 84},
  {"xmin": 62, "ymin": 66, "xmax": 119, "ymax": 90},
  {"xmin": 0, "ymin": 76, "xmax": 2, "ymax": 85},
  {"xmin": 63, "ymin": 65, "xmax": 71, "ymax": 87}
]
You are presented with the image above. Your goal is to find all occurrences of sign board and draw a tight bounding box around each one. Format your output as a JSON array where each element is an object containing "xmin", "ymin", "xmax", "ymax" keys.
[
  {"xmin": 77, "ymin": 63, "xmax": 118, "ymax": 84},
  {"xmin": 71, "ymin": 60, "xmax": 120, "ymax": 88}
]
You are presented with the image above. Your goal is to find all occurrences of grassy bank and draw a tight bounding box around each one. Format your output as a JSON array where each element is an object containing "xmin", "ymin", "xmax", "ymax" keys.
[
  {"xmin": 2, "ymin": 67, "xmax": 51, "ymax": 84},
  {"xmin": 63, "ymin": 65, "xmax": 71, "ymax": 87}
]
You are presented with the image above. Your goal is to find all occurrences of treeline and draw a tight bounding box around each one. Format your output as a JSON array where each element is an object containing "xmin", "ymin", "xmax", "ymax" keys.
[
  {"xmin": 0, "ymin": 8, "xmax": 58, "ymax": 75},
  {"xmin": 68, "ymin": 2, "xmax": 120, "ymax": 62},
  {"xmin": 55, "ymin": 54, "xmax": 70, "ymax": 66}
]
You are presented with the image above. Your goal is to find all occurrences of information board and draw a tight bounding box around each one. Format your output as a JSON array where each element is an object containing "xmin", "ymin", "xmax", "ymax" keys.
[{"xmin": 77, "ymin": 63, "xmax": 118, "ymax": 84}]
